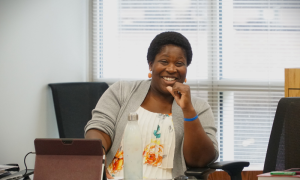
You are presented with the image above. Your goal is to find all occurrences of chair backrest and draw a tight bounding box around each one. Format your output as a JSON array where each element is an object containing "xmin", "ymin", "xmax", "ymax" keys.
[
  {"xmin": 263, "ymin": 97, "xmax": 300, "ymax": 173},
  {"xmin": 49, "ymin": 82, "xmax": 109, "ymax": 138}
]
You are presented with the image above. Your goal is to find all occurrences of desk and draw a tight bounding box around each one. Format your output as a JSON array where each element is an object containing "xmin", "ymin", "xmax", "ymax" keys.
[{"xmin": 208, "ymin": 170, "xmax": 263, "ymax": 180}]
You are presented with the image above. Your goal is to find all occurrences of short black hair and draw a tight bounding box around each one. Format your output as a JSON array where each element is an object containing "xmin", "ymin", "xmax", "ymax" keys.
[{"xmin": 147, "ymin": 31, "xmax": 193, "ymax": 66}]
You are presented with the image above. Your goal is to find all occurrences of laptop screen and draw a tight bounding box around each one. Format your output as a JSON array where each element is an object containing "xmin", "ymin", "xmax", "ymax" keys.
[{"xmin": 33, "ymin": 138, "xmax": 104, "ymax": 180}]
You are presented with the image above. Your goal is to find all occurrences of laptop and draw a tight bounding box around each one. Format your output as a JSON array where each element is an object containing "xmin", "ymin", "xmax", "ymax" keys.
[{"xmin": 33, "ymin": 138, "xmax": 104, "ymax": 180}]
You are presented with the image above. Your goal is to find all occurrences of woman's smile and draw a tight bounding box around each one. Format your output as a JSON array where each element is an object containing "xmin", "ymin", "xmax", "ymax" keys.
[
  {"xmin": 161, "ymin": 76, "xmax": 178, "ymax": 86},
  {"xmin": 163, "ymin": 77, "xmax": 176, "ymax": 81}
]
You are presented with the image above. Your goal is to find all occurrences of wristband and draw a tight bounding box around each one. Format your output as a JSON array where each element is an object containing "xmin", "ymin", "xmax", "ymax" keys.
[
  {"xmin": 102, "ymin": 145, "xmax": 106, "ymax": 154},
  {"xmin": 184, "ymin": 115, "xmax": 198, "ymax": 121}
]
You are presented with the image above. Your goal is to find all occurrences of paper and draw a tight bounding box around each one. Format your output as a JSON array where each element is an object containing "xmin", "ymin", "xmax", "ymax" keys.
[
  {"xmin": 0, "ymin": 170, "xmax": 8, "ymax": 175},
  {"xmin": 0, "ymin": 165, "xmax": 18, "ymax": 171}
]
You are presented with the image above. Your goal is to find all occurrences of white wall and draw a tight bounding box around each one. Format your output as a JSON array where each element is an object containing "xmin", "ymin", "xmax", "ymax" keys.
[{"xmin": 0, "ymin": 0, "xmax": 88, "ymax": 170}]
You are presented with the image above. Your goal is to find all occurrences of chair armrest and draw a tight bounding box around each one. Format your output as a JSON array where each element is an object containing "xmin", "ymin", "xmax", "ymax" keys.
[
  {"xmin": 209, "ymin": 161, "xmax": 249, "ymax": 170},
  {"xmin": 185, "ymin": 167, "xmax": 215, "ymax": 180}
]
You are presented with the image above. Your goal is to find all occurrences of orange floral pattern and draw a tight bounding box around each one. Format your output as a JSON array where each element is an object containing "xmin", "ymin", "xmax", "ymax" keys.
[
  {"xmin": 108, "ymin": 111, "xmax": 174, "ymax": 178},
  {"xmin": 108, "ymin": 149, "xmax": 124, "ymax": 174},
  {"xmin": 143, "ymin": 144, "xmax": 164, "ymax": 166}
]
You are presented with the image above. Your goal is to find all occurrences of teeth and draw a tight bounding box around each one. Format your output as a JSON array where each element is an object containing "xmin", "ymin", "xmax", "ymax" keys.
[{"xmin": 163, "ymin": 77, "xmax": 176, "ymax": 81}]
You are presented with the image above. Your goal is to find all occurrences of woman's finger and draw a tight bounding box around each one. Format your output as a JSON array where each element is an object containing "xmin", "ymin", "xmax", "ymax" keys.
[
  {"xmin": 172, "ymin": 82, "xmax": 189, "ymax": 95},
  {"xmin": 166, "ymin": 86, "xmax": 181, "ymax": 102},
  {"xmin": 106, "ymin": 169, "xmax": 114, "ymax": 179},
  {"xmin": 166, "ymin": 86, "xmax": 175, "ymax": 96}
]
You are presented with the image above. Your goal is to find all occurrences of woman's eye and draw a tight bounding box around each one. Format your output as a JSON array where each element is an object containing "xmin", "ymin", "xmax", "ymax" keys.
[
  {"xmin": 160, "ymin": 60, "xmax": 168, "ymax": 64},
  {"xmin": 176, "ymin": 62, "xmax": 184, "ymax": 66}
]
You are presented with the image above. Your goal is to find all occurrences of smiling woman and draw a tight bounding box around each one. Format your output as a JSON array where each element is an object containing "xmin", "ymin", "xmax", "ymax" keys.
[
  {"xmin": 147, "ymin": 44, "xmax": 187, "ymax": 102},
  {"xmin": 85, "ymin": 31, "xmax": 219, "ymax": 179}
]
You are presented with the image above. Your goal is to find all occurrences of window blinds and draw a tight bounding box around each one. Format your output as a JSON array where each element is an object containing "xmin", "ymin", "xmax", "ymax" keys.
[
  {"xmin": 214, "ymin": 0, "xmax": 300, "ymax": 169},
  {"xmin": 93, "ymin": 0, "xmax": 215, "ymax": 82},
  {"xmin": 93, "ymin": 0, "xmax": 300, "ymax": 169}
]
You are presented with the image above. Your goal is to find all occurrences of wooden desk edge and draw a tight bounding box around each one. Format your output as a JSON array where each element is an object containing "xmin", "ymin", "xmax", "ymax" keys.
[{"xmin": 208, "ymin": 170, "xmax": 263, "ymax": 180}]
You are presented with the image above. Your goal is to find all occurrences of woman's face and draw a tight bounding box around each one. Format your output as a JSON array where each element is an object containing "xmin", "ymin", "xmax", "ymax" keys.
[{"xmin": 149, "ymin": 44, "xmax": 187, "ymax": 95}]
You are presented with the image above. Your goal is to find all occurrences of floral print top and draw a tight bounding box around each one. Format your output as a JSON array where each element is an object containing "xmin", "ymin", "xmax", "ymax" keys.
[{"xmin": 107, "ymin": 106, "xmax": 175, "ymax": 179}]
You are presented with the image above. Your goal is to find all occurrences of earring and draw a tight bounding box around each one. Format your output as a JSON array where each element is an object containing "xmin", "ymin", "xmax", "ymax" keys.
[
  {"xmin": 185, "ymin": 78, "xmax": 187, "ymax": 83},
  {"xmin": 148, "ymin": 72, "xmax": 152, "ymax": 78}
]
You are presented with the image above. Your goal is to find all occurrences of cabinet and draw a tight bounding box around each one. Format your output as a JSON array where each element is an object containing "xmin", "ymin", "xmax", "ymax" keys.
[{"xmin": 285, "ymin": 68, "xmax": 300, "ymax": 97}]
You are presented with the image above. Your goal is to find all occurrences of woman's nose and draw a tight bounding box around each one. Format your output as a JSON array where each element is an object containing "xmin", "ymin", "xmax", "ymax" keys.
[{"xmin": 166, "ymin": 64, "xmax": 177, "ymax": 73}]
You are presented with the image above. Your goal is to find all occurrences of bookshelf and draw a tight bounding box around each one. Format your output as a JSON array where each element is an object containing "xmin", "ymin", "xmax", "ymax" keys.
[{"xmin": 285, "ymin": 68, "xmax": 300, "ymax": 97}]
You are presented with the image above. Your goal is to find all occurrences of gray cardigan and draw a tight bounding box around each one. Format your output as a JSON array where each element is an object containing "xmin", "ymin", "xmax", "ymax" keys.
[{"xmin": 84, "ymin": 80, "xmax": 219, "ymax": 177}]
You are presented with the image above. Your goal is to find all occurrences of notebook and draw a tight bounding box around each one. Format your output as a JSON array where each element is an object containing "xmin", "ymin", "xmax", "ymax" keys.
[
  {"xmin": 33, "ymin": 138, "xmax": 104, "ymax": 180},
  {"xmin": 257, "ymin": 172, "xmax": 300, "ymax": 180}
]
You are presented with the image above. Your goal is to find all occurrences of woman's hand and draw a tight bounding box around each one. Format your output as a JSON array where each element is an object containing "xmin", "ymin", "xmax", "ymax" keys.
[
  {"xmin": 85, "ymin": 129, "xmax": 113, "ymax": 178},
  {"xmin": 167, "ymin": 82, "xmax": 216, "ymax": 167},
  {"xmin": 105, "ymin": 161, "xmax": 114, "ymax": 179},
  {"xmin": 166, "ymin": 82, "xmax": 193, "ymax": 111}
]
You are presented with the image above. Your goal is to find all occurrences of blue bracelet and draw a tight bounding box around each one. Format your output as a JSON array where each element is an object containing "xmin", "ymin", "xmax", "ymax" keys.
[{"xmin": 184, "ymin": 115, "xmax": 198, "ymax": 121}]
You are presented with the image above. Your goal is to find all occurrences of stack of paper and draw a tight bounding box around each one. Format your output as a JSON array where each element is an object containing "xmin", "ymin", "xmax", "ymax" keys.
[
  {"xmin": 258, "ymin": 171, "xmax": 300, "ymax": 180},
  {"xmin": 0, "ymin": 164, "xmax": 19, "ymax": 176}
]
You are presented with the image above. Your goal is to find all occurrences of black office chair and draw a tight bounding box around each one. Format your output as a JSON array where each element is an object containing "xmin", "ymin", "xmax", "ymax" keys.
[
  {"xmin": 49, "ymin": 82, "xmax": 109, "ymax": 138},
  {"xmin": 263, "ymin": 97, "xmax": 300, "ymax": 173}
]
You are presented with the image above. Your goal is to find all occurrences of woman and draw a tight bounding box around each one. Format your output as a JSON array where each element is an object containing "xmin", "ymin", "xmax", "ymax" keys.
[{"xmin": 85, "ymin": 31, "xmax": 219, "ymax": 179}]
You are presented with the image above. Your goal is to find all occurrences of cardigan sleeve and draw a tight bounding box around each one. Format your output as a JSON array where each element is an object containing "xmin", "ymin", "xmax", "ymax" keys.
[
  {"xmin": 195, "ymin": 99, "xmax": 219, "ymax": 163},
  {"xmin": 84, "ymin": 81, "xmax": 124, "ymax": 141}
]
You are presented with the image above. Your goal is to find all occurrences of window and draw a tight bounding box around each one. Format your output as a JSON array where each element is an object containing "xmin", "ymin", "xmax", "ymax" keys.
[{"xmin": 93, "ymin": 0, "xmax": 300, "ymax": 169}]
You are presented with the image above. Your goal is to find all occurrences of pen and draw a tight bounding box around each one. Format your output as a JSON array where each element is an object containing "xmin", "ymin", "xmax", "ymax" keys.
[
  {"xmin": 101, "ymin": 155, "xmax": 105, "ymax": 180},
  {"xmin": 270, "ymin": 171, "xmax": 296, "ymax": 175}
]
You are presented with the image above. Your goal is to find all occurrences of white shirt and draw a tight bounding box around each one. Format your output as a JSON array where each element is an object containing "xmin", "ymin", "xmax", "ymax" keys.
[{"xmin": 107, "ymin": 106, "xmax": 176, "ymax": 179}]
